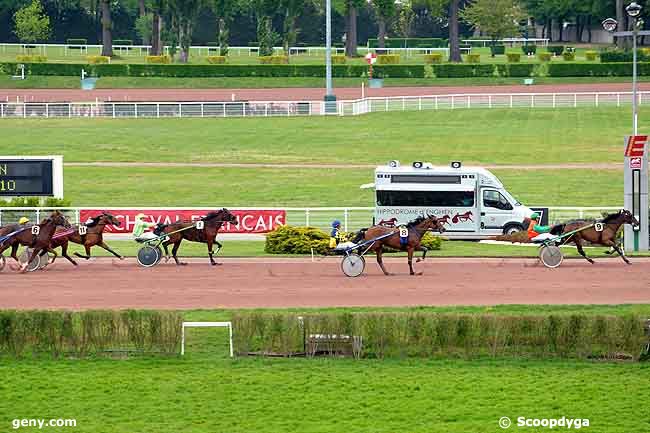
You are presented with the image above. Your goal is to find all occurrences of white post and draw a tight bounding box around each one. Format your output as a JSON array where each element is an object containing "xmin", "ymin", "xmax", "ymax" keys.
[
  {"xmin": 574, "ymin": 93, "xmax": 577, "ymax": 108},
  {"xmin": 402, "ymin": 97, "xmax": 405, "ymax": 111},
  {"xmin": 553, "ymin": 93, "xmax": 556, "ymax": 108},
  {"xmin": 510, "ymin": 94, "xmax": 513, "ymax": 108},
  {"xmin": 229, "ymin": 323, "xmax": 234, "ymax": 358},
  {"xmin": 595, "ymin": 93, "xmax": 599, "ymax": 107},
  {"xmin": 618, "ymin": 93, "xmax": 621, "ymax": 107},
  {"xmin": 305, "ymin": 209, "xmax": 310, "ymax": 226},
  {"xmin": 451, "ymin": 95, "xmax": 455, "ymax": 109},
  {"xmin": 418, "ymin": 97, "xmax": 422, "ymax": 111},
  {"xmin": 489, "ymin": 95, "xmax": 492, "ymax": 108},
  {"xmin": 157, "ymin": 103, "xmax": 160, "ymax": 118},
  {"xmin": 201, "ymin": 103, "xmax": 204, "ymax": 118},
  {"xmin": 531, "ymin": 94, "xmax": 534, "ymax": 108},
  {"xmin": 178, "ymin": 103, "xmax": 182, "ymax": 118},
  {"xmin": 344, "ymin": 209, "xmax": 349, "ymax": 231},
  {"xmin": 361, "ymin": 82, "xmax": 365, "ymax": 99},
  {"xmin": 435, "ymin": 96, "xmax": 438, "ymax": 110},
  {"xmin": 134, "ymin": 103, "xmax": 138, "ymax": 118},
  {"xmin": 181, "ymin": 324, "xmax": 185, "ymax": 355}
]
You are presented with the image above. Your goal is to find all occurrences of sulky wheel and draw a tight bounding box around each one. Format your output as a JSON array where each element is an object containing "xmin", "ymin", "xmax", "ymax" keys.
[
  {"xmin": 341, "ymin": 253, "xmax": 366, "ymax": 277},
  {"xmin": 0, "ymin": 255, "xmax": 5, "ymax": 271},
  {"xmin": 137, "ymin": 245, "xmax": 161, "ymax": 268},
  {"xmin": 19, "ymin": 248, "xmax": 41, "ymax": 272},
  {"xmin": 154, "ymin": 246, "xmax": 164, "ymax": 265},
  {"xmin": 539, "ymin": 244, "xmax": 563, "ymax": 269},
  {"xmin": 38, "ymin": 252, "xmax": 52, "ymax": 270}
]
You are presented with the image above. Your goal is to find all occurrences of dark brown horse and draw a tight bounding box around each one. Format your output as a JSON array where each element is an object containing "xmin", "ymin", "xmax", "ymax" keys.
[
  {"xmin": 550, "ymin": 209, "xmax": 639, "ymax": 264},
  {"xmin": 0, "ymin": 211, "xmax": 70, "ymax": 272},
  {"xmin": 354, "ymin": 215, "xmax": 446, "ymax": 276},
  {"xmin": 47, "ymin": 212, "xmax": 123, "ymax": 265},
  {"xmin": 160, "ymin": 208, "xmax": 238, "ymax": 266}
]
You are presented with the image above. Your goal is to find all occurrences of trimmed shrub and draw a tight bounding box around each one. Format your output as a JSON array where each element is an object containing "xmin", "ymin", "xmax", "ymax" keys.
[
  {"xmin": 92, "ymin": 64, "xmax": 129, "ymax": 76},
  {"xmin": 265, "ymin": 225, "xmax": 330, "ymax": 255},
  {"xmin": 232, "ymin": 312, "xmax": 649, "ymax": 360},
  {"xmin": 547, "ymin": 45, "xmax": 564, "ymax": 56},
  {"xmin": 562, "ymin": 52, "xmax": 576, "ymax": 61},
  {"xmin": 16, "ymin": 55, "xmax": 46, "ymax": 63},
  {"xmin": 585, "ymin": 50, "xmax": 598, "ymax": 61},
  {"xmin": 86, "ymin": 55, "xmax": 110, "ymax": 64},
  {"xmin": 547, "ymin": 62, "xmax": 634, "ymax": 77},
  {"xmin": 466, "ymin": 53, "xmax": 481, "ymax": 63},
  {"xmin": 489, "ymin": 45, "xmax": 505, "ymax": 56},
  {"xmin": 372, "ymin": 65, "xmax": 424, "ymax": 78},
  {"xmin": 424, "ymin": 53, "xmax": 443, "ymax": 64},
  {"xmin": 145, "ymin": 55, "xmax": 171, "ymax": 64},
  {"xmin": 368, "ymin": 37, "xmax": 446, "ymax": 48},
  {"xmin": 331, "ymin": 55, "xmax": 346, "ymax": 64},
  {"xmin": 538, "ymin": 52, "xmax": 552, "ymax": 62},
  {"xmin": 377, "ymin": 54, "xmax": 400, "ymax": 64},
  {"xmin": 600, "ymin": 49, "xmax": 650, "ymax": 62},
  {"xmin": 434, "ymin": 63, "xmax": 494, "ymax": 77},
  {"xmin": 506, "ymin": 53, "xmax": 521, "ymax": 63},
  {"xmin": 206, "ymin": 56, "xmax": 227, "ymax": 64},
  {"xmin": 521, "ymin": 45, "xmax": 537, "ymax": 55},
  {"xmin": 496, "ymin": 63, "xmax": 535, "ymax": 77},
  {"xmin": 259, "ymin": 55, "xmax": 288, "ymax": 64}
]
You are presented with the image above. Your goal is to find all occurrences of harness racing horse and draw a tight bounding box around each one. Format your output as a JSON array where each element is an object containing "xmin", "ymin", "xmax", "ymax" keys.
[
  {"xmin": 47, "ymin": 212, "xmax": 123, "ymax": 265},
  {"xmin": 160, "ymin": 208, "xmax": 238, "ymax": 266},
  {"xmin": 353, "ymin": 215, "xmax": 446, "ymax": 276},
  {"xmin": 0, "ymin": 211, "xmax": 70, "ymax": 272},
  {"xmin": 550, "ymin": 209, "xmax": 639, "ymax": 265}
]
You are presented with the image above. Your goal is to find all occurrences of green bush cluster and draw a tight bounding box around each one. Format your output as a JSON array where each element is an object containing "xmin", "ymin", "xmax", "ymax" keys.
[
  {"xmin": 265, "ymin": 225, "xmax": 331, "ymax": 255},
  {"xmin": 547, "ymin": 46, "xmax": 564, "ymax": 56},
  {"xmin": 522, "ymin": 45, "xmax": 537, "ymax": 55},
  {"xmin": 233, "ymin": 312, "xmax": 649, "ymax": 360},
  {"xmin": 331, "ymin": 55, "xmax": 346, "ymax": 64},
  {"xmin": 15, "ymin": 55, "xmax": 46, "ymax": 63},
  {"xmin": 206, "ymin": 56, "xmax": 227, "ymax": 64},
  {"xmin": 86, "ymin": 55, "xmax": 110, "ymax": 64},
  {"xmin": 423, "ymin": 53, "xmax": 443, "ymax": 64},
  {"xmin": 538, "ymin": 52, "xmax": 552, "ymax": 62},
  {"xmin": 368, "ymin": 38, "xmax": 446, "ymax": 48},
  {"xmin": 259, "ymin": 55, "xmax": 288, "ymax": 64},
  {"xmin": 490, "ymin": 45, "xmax": 505, "ymax": 56},
  {"xmin": 377, "ymin": 54, "xmax": 400, "ymax": 64},
  {"xmin": 506, "ymin": 53, "xmax": 521, "ymax": 63},
  {"xmin": 585, "ymin": 50, "xmax": 598, "ymax": 61},
  {"xmin": 466, "ymin": 53, "xmax": 481, "ymax": 63},
  {"xmin": 0, "ymin": 197, "xmax": 71, "ymax": 207},
  {"xmin": 600, "ymin": 49, "xmax": 650, "ymax": 62},
  {"xmin": 0, "ymin": 310, "xmax": 182, "ymax": 358},
  {"xmin": 562, "ymin": 52, "xmax": 576, "ymax": 61},
  {"xmin": 145, "ymin": 55, "xmax": 171, "ymax": 64}
]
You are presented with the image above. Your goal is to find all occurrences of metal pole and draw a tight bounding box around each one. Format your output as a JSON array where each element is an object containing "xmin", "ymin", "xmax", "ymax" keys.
[
  {"xmin": 323, "ymin": 0, "xmax": 336, "ymax": 113},
  {"xmin": 633, "ymin": 24, "xmax": 638, "ymax": 136}
]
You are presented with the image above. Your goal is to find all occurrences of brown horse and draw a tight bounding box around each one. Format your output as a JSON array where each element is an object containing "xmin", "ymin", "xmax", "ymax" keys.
[
  {"xmin": 353, "ymin": 215, "xmax": 446, "ymax": 276},
  {"xmin": 47, "ymin": 212, "xmax": 123, "ymax": 265},
  {"xmin": 0, "ymin": 211, "xmax": 70, "ymax": 272},
  {"xmin": 160, "ymin": 208, "xmax": 238, "ymax": 266},
  {"xmin": 550, "ymin": 209, "xmax": 639, "ymax": 264}
]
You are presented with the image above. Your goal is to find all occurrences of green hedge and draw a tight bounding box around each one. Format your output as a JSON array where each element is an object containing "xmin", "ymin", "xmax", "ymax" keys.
[
  {"xmin": 0, "ymin": 310, "xmax": 182, "ymax": 358},
  {"xmin": 368, "ymin": 37, "xmax": 446, "ymax": 48},
  {"xmin": 4, "ymin": 61, "xmax": 650, "ymax": 79},
  {"xmin": 233, "ymin": 312, "xmax": 649, "ymax": 360}
]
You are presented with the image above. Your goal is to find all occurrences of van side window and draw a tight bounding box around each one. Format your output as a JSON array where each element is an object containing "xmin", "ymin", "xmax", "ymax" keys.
[
  {"xmin": 377, "ymin": 191, "xmax": 474, "ymax": 207},
  {"xmin": 482, "ymin": 190, "xmax": 513, "ymax": 210}
]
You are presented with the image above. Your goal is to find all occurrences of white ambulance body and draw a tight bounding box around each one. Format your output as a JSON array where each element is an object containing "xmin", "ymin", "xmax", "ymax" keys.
[{"xmin": 368, "ymin": 161, "xmax": 534, "ymax": 239}]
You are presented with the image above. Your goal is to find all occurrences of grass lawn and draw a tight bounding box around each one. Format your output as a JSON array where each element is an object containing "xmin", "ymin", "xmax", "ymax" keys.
[
  {"xmin": 59, "ymin": 166, "xmax": 620, "ymax": 207},
  {"xmin": 1, "ymin": 108, "xmax": 640, "ymax": 165},
  {"xmin": 3, "ymin": 75, "xmax": 650, "ymax": 89}
]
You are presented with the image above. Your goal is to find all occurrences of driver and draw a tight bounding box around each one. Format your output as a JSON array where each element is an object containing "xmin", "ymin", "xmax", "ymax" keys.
[
  {"xmin": 18, "ymin": 217, "xmax": 29, "ymax": 225},
  {"xmin": 527, "ymin": 212, "xmax": 555, "ymax": 242},
  {"xmin": 133, "ymin": 213, "xmax": 158, "ymax": 242}
]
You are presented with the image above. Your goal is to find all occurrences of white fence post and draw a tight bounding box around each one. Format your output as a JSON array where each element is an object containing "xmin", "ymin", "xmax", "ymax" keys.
[
  {"xmin": 488, "ymin": 95, "xmax": 492, "ymax": 108},
  {"xmin": 344, "ymin": 209, "xmax": 349, "ymax": 232},
  {"xmin": 574, "ymin": 94, "xmax": 577, "ymax": 107},
  {"xmin": 305, "ymin": 209, "xmax": 310, "ymax": 226},
  {"xmin": 595, "ymin": 93, "xmax": 599, "ymax": 107},
  {"xmin": 553, "ymin": 93, "xmax": 556, "ymax": 108},
  {"xmin": 617, "ymin": 93, "xmax": 621, "ymax": 107},
  {"xmin": 510, "ymin": 95, "xmax": 513, "ymax": 108},
  {"xmin": 156, "ymin": 103, "xmax": 160, "ymax": 118}
]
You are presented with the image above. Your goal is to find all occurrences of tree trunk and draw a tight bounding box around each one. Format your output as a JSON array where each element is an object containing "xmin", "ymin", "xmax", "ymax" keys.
[
  {"xmin": 587, "ymin": 15, "xmax": 592, "ymax": 43},
  {"xmin": 345, "ymin": 5, "xmax": 358, "ymax": 57},
  {"xmin": 100, "ymin": 0, "xmax": 113, "ymax": 57},
  {"xmin": 448, "ymin": 0, "xmax": 461, "ymax": 62},
  {"xmin": 218, "ymin": 18, "xmax": 230, "ymax": 56},
  {"xmin": 377, "ymin": 17, "xmax": 386, "ymax": 48},
  {"xmin": 151, "ymin": 13, "xmax": 161, "ymax": 55},
  {"xmin": 138, "ymin": 0, "xmax": 149, "ymax": 45},
  {"xmin": 179, "ymin": 21, "xmax": 191, "ymax": 63},
  {"xmin": 558, "ymin": 19, "xmax": 563, "ymax": 42},
  {"xmin": 616, "ymin": 0, "xmax": 625, "ymax": 48}
]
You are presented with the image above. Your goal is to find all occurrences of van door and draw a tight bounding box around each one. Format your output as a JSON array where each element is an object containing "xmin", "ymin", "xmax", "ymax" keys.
[{"xmin": 480, "ymin": 189, "xmax": 515, "ymax": 235}]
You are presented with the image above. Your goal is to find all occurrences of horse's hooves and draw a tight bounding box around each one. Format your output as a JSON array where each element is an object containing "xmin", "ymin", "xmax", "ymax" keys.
[
  {"xmin": 625, "ymin": 261, "xmax": 632, "ymax": 265},
  {"xmin": 588, "ymin": 260, "xmax": 595, "ymax": 264},
  {"xmin": 178, "ymin": 262, "xmax": 188, "ymax": 266},
  {"xmin": 211, "ymin": 262, "xmax": 222, "ymax": 266},
  {"xmin": 416, "ymin": 259, "xmax": 422, "ymax": 263},
  {"xmin": 416, "ymin": 272, "xmax": 423, "ymax": 276}
]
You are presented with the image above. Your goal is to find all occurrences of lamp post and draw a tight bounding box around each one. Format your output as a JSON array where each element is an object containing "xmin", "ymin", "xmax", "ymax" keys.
[
  {"xmin": 603, "ymin": 2, "xmax": 650, "ymax": 252},
  {"xmin": 324, "ymin": 0, "xmax": 336, "ymax": 113}
]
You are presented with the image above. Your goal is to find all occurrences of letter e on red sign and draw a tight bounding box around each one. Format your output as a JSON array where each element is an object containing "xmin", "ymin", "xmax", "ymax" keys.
[{"xmin": 625, "ymin": 135, "xmax": 648, "ymax": 157}]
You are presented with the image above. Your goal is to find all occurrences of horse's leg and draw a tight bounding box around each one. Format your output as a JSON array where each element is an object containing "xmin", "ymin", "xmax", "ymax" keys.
[
  {"xmin": 172, "ymin": 241, "xmax": 186, "ymax": 266},
  {"xmin": 20, "ymin": 248, "xmax": 40, "ymax": 273},
  {"xmin": 574, "ymin": 238, "xmax": 595, "ymax": 264},
  {"xmin": 98, "ymin": 242, "xmax": 123, "ymax": 260},
  {"xmin": 604, "ymin": 240, "xmax": 631, "ymax": 265},
  {"xmin": 376, "ymin": 247, "xmax": 390, "ymax": 276},
  {"xmin": 74, "ymin": 244, "xmax": 92, "ymax": 260},
  {"xmin": 416, "ymin": 246, "xmax": 428, "ymax": 263},
  {"xmin": 207, "ymin": 238, "xmax": 219, "ymax": 266},
  {"xmin": 407, "ymin": 247, "xmax": 420, "ymax": 276},
  {"xmin": 10, "ymin": 243, "xmax": 20, "ymax": 263},
  {"xmin": 60, "ymin": 242, "xmax": 79, "ymax": 266},
  {"xmin": 45, "ymin": 246, "xmax": 58, "ymax": 264},
  {"xmin": 162, "ymin": 240, "xmax": 172, "ymax": 262}
]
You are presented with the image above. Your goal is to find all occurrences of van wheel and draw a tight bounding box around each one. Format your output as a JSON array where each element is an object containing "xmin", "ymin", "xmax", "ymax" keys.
[{"xmin": 503, "ymin": 223, "xmax": 524, "ymax": 235}]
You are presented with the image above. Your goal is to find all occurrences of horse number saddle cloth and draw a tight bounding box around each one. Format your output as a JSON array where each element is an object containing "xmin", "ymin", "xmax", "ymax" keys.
[{"xmin": 398, "ymin": 225, "xmax": 409, "ymax": 247}]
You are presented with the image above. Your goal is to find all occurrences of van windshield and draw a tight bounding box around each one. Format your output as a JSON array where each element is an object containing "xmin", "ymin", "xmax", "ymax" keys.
[
  {"xmin": 502, "ymin": 190, "xmax": 521, "ymax": 206},
  {"xmin": 377, "ymin": 190, "xmax": 475, "ymax": 207}
]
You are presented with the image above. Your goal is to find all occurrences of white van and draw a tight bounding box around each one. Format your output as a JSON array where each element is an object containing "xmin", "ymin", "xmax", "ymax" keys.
[{"xmin": 363, "ymin": 161, "xmax": 534, "ymax": 239}]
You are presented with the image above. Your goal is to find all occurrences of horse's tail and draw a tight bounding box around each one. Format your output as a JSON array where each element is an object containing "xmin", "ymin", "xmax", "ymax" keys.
[
  {"xmin": 351, "ymin": 228, "xmax": 368, "ymax": 245},
  {"xmin": 550, "ymin": 224, "xmax": 565, "ymax": 236}
]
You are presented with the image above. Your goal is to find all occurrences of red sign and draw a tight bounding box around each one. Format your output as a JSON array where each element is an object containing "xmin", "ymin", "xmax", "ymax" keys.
[
  {"xmin": 630, "ymin": 157, "xmax": 642, "ymax": 169},
  {"xmin": 625, "ymin": 135, "xmax": 648, "ymax": 157},
  {"xmin": 78, "ymin": 209, "xmax": 286, "ymax": 234},
  {"xmin": 365, "ymin": 52, "xmax": 377, "ymax": 65}
]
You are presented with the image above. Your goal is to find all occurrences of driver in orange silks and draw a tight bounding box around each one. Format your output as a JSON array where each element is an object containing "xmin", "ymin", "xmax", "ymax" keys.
[{"xmin": 527, "ymin": 213, "xmax": 556, "ymax": 243}]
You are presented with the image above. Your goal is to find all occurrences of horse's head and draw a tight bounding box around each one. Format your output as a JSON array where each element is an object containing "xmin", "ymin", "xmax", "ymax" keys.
[
  {"xmin": 49, "ymin": 211, "xmax": 71, "ymax": 229},
  {"xmin": 425, "ymin": 214, "xmax": 446, "ymax": 234},
  {"xmin": 100, "ymin": 212, "xmax": 121, "ymax": 227},
  {"xmin": 620, "ymin": 209, "xmax": 640, "ymax": 227},
  {"xmin": 219, "ymin": 208, "xmax": 238, "ymax": 226}
]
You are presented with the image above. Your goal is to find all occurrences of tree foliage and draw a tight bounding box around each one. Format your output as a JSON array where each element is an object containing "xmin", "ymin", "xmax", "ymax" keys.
[
  {"xmin": 461, "ymin": 0, "xmax": 525, "ymax": 41},
  {"xmin": 13, "ymin": 0, "xmax": 50, "ymax": 44}
]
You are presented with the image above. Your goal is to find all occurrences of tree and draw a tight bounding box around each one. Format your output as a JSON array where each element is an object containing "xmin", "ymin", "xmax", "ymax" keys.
[
  {"xmin": 448, "ymin": 0, "xmax": 462, "ymax": 61},
  {"xmin": 280, "ymin": 0, "xmax": 307, "ymax": 57},
  {"xmin": 100, "ymin": 0, "xmax": 113, "ymax": 56},
  {"xmin": 344, "ymin": 0, "xmax": 364, "ymax": 57},
  {"xmin": 372, "ymin": 0, "xmax": 397, "ymax": 48},
  {"xmin": 13, "ymin": 0, "xmax": 51, "ymax": 46},
  {"xmin": 167, "ymin": 0, "xmax": 202, "ymax": 62},
  {"xmin": 150, "ymin": 0, "xmax": 165, "ymax": 55},
  {"xmin": 461, "ymin": 0, "xmax": 525, "ymax": 50},
  {"xmin": 135, "ymin": 13, "xmax": 153, "ymax": 44},
  {"xmin": 249, "ymin": 0, "xmax": 279, "ymax": 56},
  {"xmin": 214, "ymin": 0, "xmax": 237, "ymax": 56}
]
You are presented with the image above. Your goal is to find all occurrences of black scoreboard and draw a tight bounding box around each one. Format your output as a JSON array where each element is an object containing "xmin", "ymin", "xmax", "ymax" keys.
[{"xmin": 0, "ymin": 159, "xmax": 55, "ymax": 196}]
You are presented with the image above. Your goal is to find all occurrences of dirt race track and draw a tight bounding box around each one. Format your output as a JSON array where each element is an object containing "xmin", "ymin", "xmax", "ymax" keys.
[{"xmin": 1, "ymin": 257, "xmax": 649, "ymax": 310}]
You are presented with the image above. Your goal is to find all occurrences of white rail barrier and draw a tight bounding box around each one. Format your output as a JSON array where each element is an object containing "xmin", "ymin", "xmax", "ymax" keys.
[
  {"xmin": 1, "ymin": 91, "xmax": 646, "ymax": 119},
  {"xmin": 0, "ymin": 206, "xmax": 623, "ymax": 233}
]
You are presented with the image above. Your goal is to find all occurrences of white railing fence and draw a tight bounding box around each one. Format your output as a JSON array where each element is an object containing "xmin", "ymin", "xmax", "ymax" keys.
[
  {"xmin": 0, "ymin": 206, "xmax": 623, "ymax": 233},
  {"xmin": 2, "ymin": 91, "xmax": 646, "ymax": 119}
]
